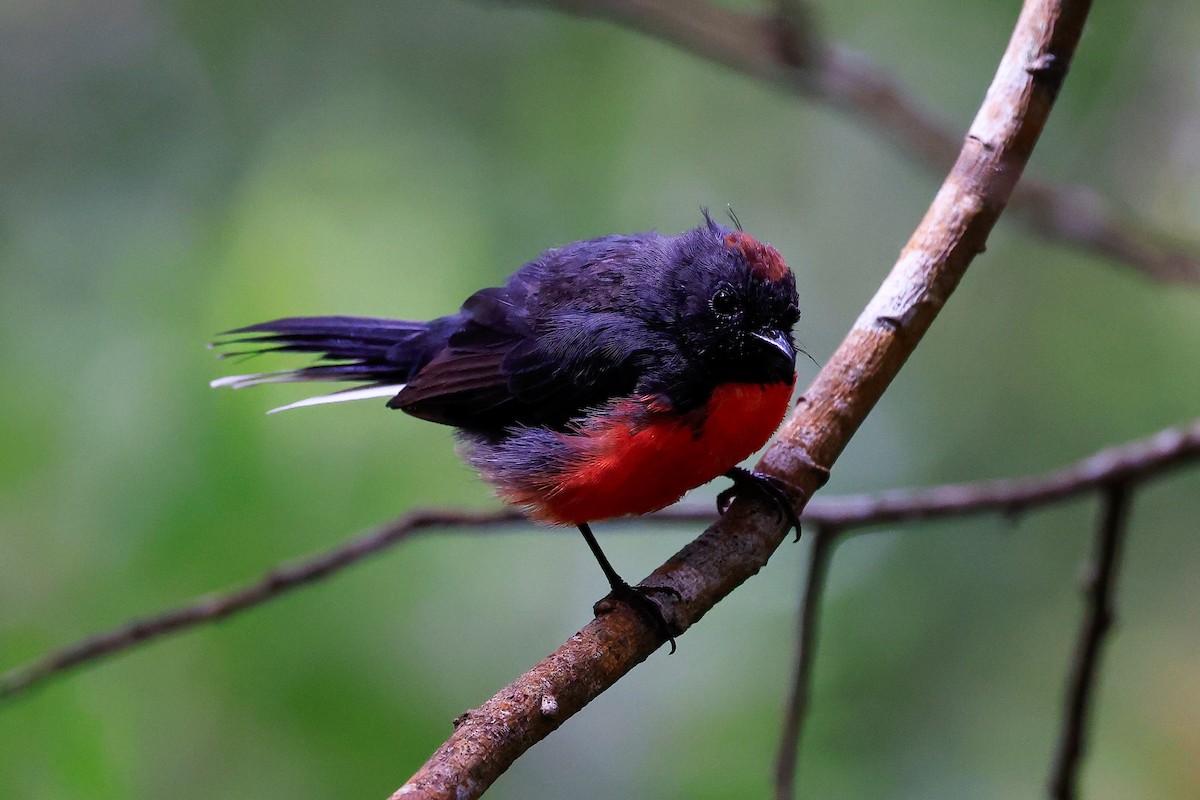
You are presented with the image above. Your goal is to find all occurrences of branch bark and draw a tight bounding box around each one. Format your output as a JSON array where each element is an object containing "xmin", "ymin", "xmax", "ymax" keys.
[
  {"xmin": 528, "ymin": 0, "xmax": 1200, "ymax": 284},
  {"xmin": 395, "ymin": 1, "xmax": 1094, "ymax": 796}
]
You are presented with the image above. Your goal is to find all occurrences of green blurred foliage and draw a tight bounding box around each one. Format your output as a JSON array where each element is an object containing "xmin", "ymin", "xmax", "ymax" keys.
[{"xmin": 2, "ymin": 1, "xmax": 1198, "ymax": 798}]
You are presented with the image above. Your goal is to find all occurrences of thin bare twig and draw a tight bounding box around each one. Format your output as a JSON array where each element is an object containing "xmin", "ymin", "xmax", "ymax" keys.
[
  {"xmin": 0, "ymin": 509, "xmax": 520, "ymax": 700},
  {"xmin": 396, "ymin": 2, "xmax": 1093, "ymax": 796},
  {"xmin": 812, "ymin": 420, "xmax": 1200, "ymax": 532},
  {"xmin": 5, "ymin": 419, "xmax": 1193, "ymax": 704},
  {"xmin": 1047, "ymin": 484, "xmax": 1132, "ymax": 800},
  {"xmin": 530, "ymin": 0, "xmax": 1200, "ymax": 284},
  {"xmin": 774, "ymin": 525, "xmax": 837, "ymax": 800}
]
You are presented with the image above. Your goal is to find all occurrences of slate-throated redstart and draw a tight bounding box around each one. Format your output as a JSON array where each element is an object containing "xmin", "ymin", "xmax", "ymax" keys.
[{"xmin": 211, "ymin": 211, "xmax": 803, "ymax": 648}]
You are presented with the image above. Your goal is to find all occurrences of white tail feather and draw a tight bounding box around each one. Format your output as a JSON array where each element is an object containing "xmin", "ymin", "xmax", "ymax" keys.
[
  {"xmin": 266, "ymin": 384, "xmax": 405, "ymax": 414},
  {"xmin": 210, "ymin": 372, "xmax": 310, "ymax": 390},
  {"xmin": 209, "ymin": 373, "xmax": 262, "ymax": 388}
]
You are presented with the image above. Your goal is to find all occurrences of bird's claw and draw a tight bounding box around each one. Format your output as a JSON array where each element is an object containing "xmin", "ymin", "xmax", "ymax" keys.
[
  {"xmin": 595, "ymin": 581, "xmax": 682, "ymax": 654},
  {"xmin": 717, "ymin": 467, "xmax": 804, "ymax": 541}
]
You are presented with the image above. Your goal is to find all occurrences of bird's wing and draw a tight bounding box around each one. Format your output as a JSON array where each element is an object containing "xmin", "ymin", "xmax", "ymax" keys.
[{"xmin": 390, "ymin": 286, "xmax": 651, "ymax": 430}]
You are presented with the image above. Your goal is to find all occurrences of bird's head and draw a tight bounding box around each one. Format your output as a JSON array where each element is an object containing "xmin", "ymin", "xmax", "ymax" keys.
[{"xmin": 662, "ymin": 212, "xmax": 801, "ymax": 386}]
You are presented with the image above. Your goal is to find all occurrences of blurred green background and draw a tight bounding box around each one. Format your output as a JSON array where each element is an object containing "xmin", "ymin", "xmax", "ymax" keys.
[{"xmin": 2, "ymin": 1, "xmax": 1198, "ymax": 798}]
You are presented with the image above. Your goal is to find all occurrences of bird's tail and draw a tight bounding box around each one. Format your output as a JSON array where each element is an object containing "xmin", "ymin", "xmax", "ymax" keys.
[{"xmin": 209, "ymin": 315, "xmax": 443, "ymax": 413}]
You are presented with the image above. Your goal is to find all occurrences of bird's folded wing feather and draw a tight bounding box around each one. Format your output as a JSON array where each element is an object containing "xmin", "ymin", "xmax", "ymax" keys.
[{"xmin": 391, "ymin": 287, "xmax": 653, "ymax": 429}]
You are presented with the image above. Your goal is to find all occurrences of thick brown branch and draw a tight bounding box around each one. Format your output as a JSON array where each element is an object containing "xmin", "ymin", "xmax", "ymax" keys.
[
  {"xmin": 396, "ymin": 2, "xmax": 1093, "ymax": 796},
  {"xmin": 530, "ymin": 0, "xmax": 1200, "ymax": 284},
  {"xmin": 6, "ymin": 419, "xmax": 1192, "ymax": 704},
  {"xmin": 1047, "ymin": 484, "xmax": 1132, "ymax": 799},
  {"xmin": 774, "ymin": 525, "xmax": 837, "ymax": 800}
]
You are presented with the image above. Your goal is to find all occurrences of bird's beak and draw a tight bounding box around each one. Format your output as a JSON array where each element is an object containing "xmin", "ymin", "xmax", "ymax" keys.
[{"xmin": 751, "ymin": 329, "xmax": 796, "ymax": 368}]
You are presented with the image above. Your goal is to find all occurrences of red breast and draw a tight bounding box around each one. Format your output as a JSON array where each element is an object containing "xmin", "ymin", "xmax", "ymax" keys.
[{"xmin": 504, "ymin": 377, "xmax": 796, "ymax": 525}]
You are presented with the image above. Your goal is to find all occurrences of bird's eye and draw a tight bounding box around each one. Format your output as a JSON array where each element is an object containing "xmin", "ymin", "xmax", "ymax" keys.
[{"xmin": 710, "ymin": 286, "xmax": 739, "ymax": 316}]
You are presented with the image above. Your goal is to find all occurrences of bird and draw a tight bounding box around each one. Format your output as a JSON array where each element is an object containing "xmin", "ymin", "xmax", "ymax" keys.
[{"xmin": 210, "ymin": 211, "xmax": 803, "ymax": 649}]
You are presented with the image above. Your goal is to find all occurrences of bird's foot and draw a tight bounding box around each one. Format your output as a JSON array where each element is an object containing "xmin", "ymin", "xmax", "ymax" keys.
[
  {"xmin": 594, "ymin": 581, "xmax": 683, "ymax": 655},
  {"xmin": 717, "ymin": 467, "xmax": 804, "ymax": 541}
]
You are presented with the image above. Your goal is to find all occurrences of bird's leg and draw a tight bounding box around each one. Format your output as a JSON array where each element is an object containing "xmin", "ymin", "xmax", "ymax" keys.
[
  {"xmin": 577, "ymin": 523, "xmax": 681, "ymax": 654},
  {"xmin": 716, "ymin": 467, "xmax": 804, "ymax": 541}
]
